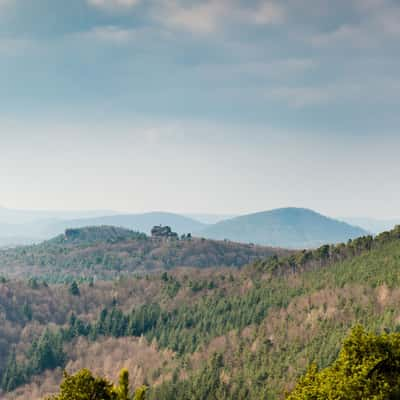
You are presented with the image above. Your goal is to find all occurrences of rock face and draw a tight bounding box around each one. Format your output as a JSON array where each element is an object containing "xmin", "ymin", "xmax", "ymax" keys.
[{"xmin": 151, "ymin": 225, "xmax": 178, "ymax": 239}]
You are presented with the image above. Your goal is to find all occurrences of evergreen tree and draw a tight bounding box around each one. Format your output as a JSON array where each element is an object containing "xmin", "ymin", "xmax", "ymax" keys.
[
  {"xmin": 47, "ymin": 369, "xmax": 147, "ymax": 400},
  {"xmin": 48, "ymin": 369, "xmax": 117, "ymax": 400},
  {"xmin": 134, "ymin": 386, "xmax": 148, "ymax": 400},
  {"xmin": 69, "ymin": 281, "xmax": 80, "ymax": 296},
  {"xmin": 117, "ymin": 368, "xmax": 130, "ymax": 400},
  {"xmin": 22, "ymin": 301, "xmax": 33, "ymax": 321},
  {"xmin": 1, "ymin": 350, "xmax": 24, "ymax": 392},
  {"xmin": 287, "ymin": 326, "xmax": 400, "ymax": 400},
  {"xmin": 29, "ymin": 329, "xmax": 66, "ymax": 374}
]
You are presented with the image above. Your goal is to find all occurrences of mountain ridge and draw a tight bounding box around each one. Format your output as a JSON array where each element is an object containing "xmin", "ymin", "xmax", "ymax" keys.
[
  {"xmin": 0, "ymin": 207, "xmax": 369, "ymax": 249},
  {"xmin": 199, "ymin": 207, "xmax": 368, "ymax": 248}
]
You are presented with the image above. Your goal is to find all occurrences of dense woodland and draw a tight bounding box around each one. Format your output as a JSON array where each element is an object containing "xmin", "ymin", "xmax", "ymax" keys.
[
  {"xmin": 0, "ymin": 226, "xmax": 287, "ymax": 283},
  {"xmin": 45, "ymin": 327, "xmax": 400, "ymax": 400},
  {"xmin": 1, "ymin": 226, "xmax": 400, "ymax": 398}
]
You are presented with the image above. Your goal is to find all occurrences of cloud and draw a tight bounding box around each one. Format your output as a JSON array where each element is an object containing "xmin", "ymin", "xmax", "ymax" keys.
[
  {"xmin": 266, "ymin": 76, "xmax": 400, "ymax": 108},
  {"xmin": 87, "ymin": 0, "xmax": 140, "ymax": 10},
  {"xmin": 308, "ymin": 0, "xmax": 400, "ymax": 48},
  {"xmin": 375, "ymin": 7, "xmax": 400, "ymax": 36},
  {"xmin": 353, "ymin": 0, "xmax": 388, "ymax": 13},
  {"xmin": 267, "ymin": 85, "xmax": 338, "ymax": 107},
  {"xmin": 80, "ymin": 25, "xmax": 138, "ymax": 43},
  {"xmin": 194, "ymin": 58, "xmax": 317, "ymax": 83},
  {"xmin": 310, "ymin": 25, "xmax": 375, "ymax": 48},
  {"xmin": 244, "ymin": 2, "xmax": 286, "ymax": 25},
  {"xmin": 153, "ymin": 0, "xmax": 286, "ymax": 35},
  {"xmin": 153, "ymin": 0, "xmax": 230, "ymax": 34}
]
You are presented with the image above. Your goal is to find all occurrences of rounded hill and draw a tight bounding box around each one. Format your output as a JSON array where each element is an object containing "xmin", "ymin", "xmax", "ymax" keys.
[{"xmin": 199, "ymin": 207, "xmax": 368, "ymax": 249}]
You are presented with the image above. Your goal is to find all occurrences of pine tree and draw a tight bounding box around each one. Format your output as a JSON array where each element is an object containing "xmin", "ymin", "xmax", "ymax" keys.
[
  {"xmin": 69, "ymin": 281, "xmax": 80, "ymax": 296},
  {"xmin": 134, "ymin": 386, "xmax": 148, "ymax": 400},
  {"xmin": 287, "ymin": 326, "xmax": 400, "ymax": 400},
  {"xmin": 1, "ymin": 350, "xmax": 22, "ymax": 392},
  {"xmin": 117, "ymin": 368, "xmax": 130, "ymax": 400},
  {"xmin": 48, "ymin": 369, "xmax": 117, "ymax": 400}
]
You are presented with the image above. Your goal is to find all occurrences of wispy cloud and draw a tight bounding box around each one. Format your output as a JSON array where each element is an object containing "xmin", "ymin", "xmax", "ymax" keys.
[
  {"xmin": 194, "ymin": 58, "xmax": 317, "ymax": 82},
  {"xmin": 308, "ymin": 0, "xmax": 400, "ymax": 48},
  {"xmin": 353, "ymin": 0, "xmax": 388, "ymax": 13},
  {"xmin": 266, "ymin": 76, "xmax": 400, "ymax": 108},
  {"xmin": 153, "ymin": 0, "xmax": 286, "ymax": 35},
  {"xmin": 1, "ymin": 0, "xmax": 400, "ymax": 147},
  {"xmin": 153, "ymin": 0, "xmax": 231, "ymax": 34},
  {"xmin": 244, "ymin": 2, "xmax": 286, "ymax": 25},
  {"xmin": 376, "ymin": 7, "xmax": 400, "ymax": 36},
  {"xmin": 87, "ymin": 0, "xmax": 140, "ymax": 11},
  {"xmin": 310, "ymin": 25, "xmax": 375, "ymax": 48},
  {"xmin": 267, "ymin": 85, "xmax": 347, "ymax": 107},
  {"xmin": 80, "ymin": 25, "xmax": 138, "ymax": 43}
]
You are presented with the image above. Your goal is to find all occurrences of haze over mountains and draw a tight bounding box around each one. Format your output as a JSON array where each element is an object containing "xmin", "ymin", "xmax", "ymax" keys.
[
  {"xmin": 0, "ymin": 206, "xmax": 370, "ymax": 249},
  {"xmin": 0, "ymin": 206, "xmax": 119, "ymax": 224},
  {"xmin": 201, "ymin": 208, "xmax": 368, "ymax": 249},
  {"xmin": 340, "ymin": 217, "xmax": 400, "ymax": 235}
]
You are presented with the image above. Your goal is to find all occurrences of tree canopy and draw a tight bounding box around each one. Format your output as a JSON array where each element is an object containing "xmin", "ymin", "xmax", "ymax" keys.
[
  {"xmin": 287, "ymin": 326, "xmax": 400, "ymax": 400},
  {"xmin": 47, "ymin": 368, "xmax": 147, "ymax": 400}
]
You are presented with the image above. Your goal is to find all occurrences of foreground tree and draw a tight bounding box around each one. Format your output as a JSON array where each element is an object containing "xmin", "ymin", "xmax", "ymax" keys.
[
  {"xmin": 48, "ymin": 369, "xmax": 117, "ymax": 400},
  {"xmin": 287, "ymin": 326, "xmax": 400, "ymax": 400},
  {"xmin": 48, "ymin": 368, "xmax": 147, "ymax": 400},
  {"xmin": 117, "ymin": 369, "xmax": 130, "ymax": 400},
  {"xmin": 133, "ymin": 386, "xmax": 148, "ymax": 400}
]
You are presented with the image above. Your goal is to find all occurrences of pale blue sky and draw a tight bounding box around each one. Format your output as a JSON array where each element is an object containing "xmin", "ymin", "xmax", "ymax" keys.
[{"xmin": 1, "ymin": 0, "xmax": 399, "ymax": 217}]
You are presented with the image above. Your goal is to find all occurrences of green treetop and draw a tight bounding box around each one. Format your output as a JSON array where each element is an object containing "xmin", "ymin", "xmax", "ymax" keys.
[{"xmin": 287, "ymin": 325, "xmax": 400, "ymax": 400}]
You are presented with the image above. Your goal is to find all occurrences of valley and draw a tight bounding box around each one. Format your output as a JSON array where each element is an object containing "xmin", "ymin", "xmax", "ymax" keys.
[
  {"xmin": 1, "ymin": 225, "xmax": 400, "ymax": 399},
  {"xmin": 2, "ymin": 1, "xmax": 398, "ymax": 398}
]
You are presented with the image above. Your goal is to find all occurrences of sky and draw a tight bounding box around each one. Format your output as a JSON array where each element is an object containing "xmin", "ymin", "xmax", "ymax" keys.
[{"xmin": 1, "ymin": 0, "xmax": 399, "ymax": 218}]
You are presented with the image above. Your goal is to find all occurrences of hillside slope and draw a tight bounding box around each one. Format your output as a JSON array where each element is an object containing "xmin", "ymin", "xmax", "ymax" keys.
[
  {"xmin": 0, "ymin": 226, "xmax": 287, "ymax": 282},
  {"xmin": 1, "ymin": 227, "xmax": 400, "ymax": 399},
  {"xmin": 200, "ymin": 207, "xmax": 368, "ymax": 248}
]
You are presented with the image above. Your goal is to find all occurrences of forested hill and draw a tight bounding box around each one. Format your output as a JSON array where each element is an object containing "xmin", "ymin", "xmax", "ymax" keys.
[
  {"xmin": 51, "ymin": 226, "xmax": 147, "ymax": 245},
  {"xmin": 0, "ymin": 226, "xmax": 288, "ymax": 282},
  {"xmin": 46, "ymin": 212, "xmax": 207, "ymax": 238},
  {"xmin": 1, "ymin": 227, "xmax": 400, "ymax": 399},
  {"xmin": 200, "ymin": 207, "xmax": 368, "ymax": 248}
]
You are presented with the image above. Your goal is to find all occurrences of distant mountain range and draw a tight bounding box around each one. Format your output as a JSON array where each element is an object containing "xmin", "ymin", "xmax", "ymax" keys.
[
  {"xmin": 0, "ymin": 207, "xmax": 373, "ymax": 249},
  {"xmin": 200, "ymin": 208, "xmax": 368, "ymax": 249},
  {"xmin": 184, "ymin": 213, "xmax": 238, "ymax": 225}
]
